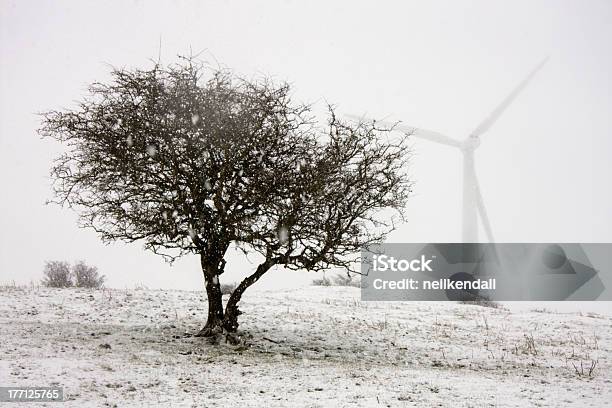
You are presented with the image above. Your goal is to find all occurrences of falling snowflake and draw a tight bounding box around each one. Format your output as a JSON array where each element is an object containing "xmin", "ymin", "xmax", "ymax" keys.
[
  {"xmin": 146, "ymin": 145, "xmax": 157, "ymax": 157},
  {"xmin": 202, "ymin": 151, "xmax": 210, "ymax": 160},
  {"xmin": 191, "ymin": 114, "xmax": 200, "ymax": 125},
  {"xmin": 126, "ymin": 135, "xmax": 134, "ymax": 147},
  {"xmin": 296, "ymin": 159, "xmax": 307, "ymax": 171},
  {"xmin": 172, "ymin": 210, "xmax": 179, "ymax": 218},
  {"xmin": 212, "ymin": 275, "xmax": 219, "ymax": 285},
  {"xmin": 162, "ymin": 211, "xmax": 168, "ymax": 220},
  {"xmin": 237, "ymin": 168, "xmax": 244, "ymax": 177},
  {"xmin": 277, "ymin": 226, "xmax": 289, "ymax": 244},
  {"xmin": 188, "ymin": 228, "xmax": 197, "ymax": 239},
  {"xmin": 204, "ymin": 179, "xmax": 212, "ymax": 191}
]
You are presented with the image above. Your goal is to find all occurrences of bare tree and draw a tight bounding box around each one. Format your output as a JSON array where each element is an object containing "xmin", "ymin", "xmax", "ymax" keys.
[
  {"xmin": 40, "ymin": 58, "xmax": 411, "ymax": 338},
  {"xmin": 73, "ymin": 261, "xmax": 105, "ymax": 289},
  {"xmin": 42, "ymin": 260, "xmax": 72, "ymax": 288},
  {"xmin": 220, "ymin": 110, "xmax": 412, "ymax": 334}
]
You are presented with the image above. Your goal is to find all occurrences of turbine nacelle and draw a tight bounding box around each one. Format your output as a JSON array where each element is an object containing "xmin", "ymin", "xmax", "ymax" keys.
[{"xmin": 462, "ymin": 135, "xmax": 481, "ymax": 152}]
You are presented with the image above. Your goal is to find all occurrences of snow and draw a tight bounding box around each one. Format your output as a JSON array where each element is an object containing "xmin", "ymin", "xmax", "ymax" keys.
[
  {"xmin": 188, "ymin": 228, "xmax": 197, "ymax": 240},
  {"xmin": 296, "ymin": 158, "xmax": 307, "ymax": 171},
  {"xmin": 277, "ymin": 227, "xmax": 289, "ymax": 244},
  {"xmin": 0, "ymin": 285, "xmax": 610, "ymax": 407},
  {"xmin": 146, "ymin": 145, "xmax": 157, "ymax": 157}
]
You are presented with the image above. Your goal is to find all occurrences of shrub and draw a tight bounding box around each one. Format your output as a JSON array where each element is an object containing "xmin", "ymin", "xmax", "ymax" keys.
[
  {"xmin": 313, "ymin": 273, "xmax": 361, "ymax": 287},
  {"xmin": 42, "ymin": 261, "xmax": 73, "ymax": 288},
  {"xmin": 332, "ymin": 273, "xmax": 361, "ymax": 288},
  {"xmin": 459, "ymin": 299, "xmax": 504, "ymax": 309},
  {"xmin": 73, "ymin": 261, "xmax": 105, "ymax": 289},
  {"xmin": 312, "ymin": 275, "xmax": 332, "ymax": 286}
]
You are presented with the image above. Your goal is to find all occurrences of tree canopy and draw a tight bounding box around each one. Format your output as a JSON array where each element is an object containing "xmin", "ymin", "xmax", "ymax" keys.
[{"xmin": 40, "ymin": 58, "xmax": 412, "ymax": 337}]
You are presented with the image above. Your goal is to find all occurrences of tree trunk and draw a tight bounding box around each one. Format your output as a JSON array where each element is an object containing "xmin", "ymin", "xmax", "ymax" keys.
[
  {"xmin": 222, "ymin": 260, "xmax": 273, "ymax": 332},
  {"xmin": 195, "ymin": 255, "xmax": 224, "ymax": 337}
]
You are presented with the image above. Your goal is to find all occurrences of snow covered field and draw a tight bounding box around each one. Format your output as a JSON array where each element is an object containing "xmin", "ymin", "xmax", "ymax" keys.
[{"xmin": 0, "ymin": 285, "xmax": 610, "ymax": 407}]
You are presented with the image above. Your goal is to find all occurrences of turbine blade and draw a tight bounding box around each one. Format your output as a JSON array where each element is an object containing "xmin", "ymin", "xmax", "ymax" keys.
[
  {"xmin": 394, "ymin": 123, "xmax": 463, "ymax": 148},
  {"xmin": 344, "ymin": 114, "xmax": 462, "ymax": 148},
  {"xmin": 473, "ymin": 171, "xmax": 495, "ymax": 242},
  {"xmin": 470, "ymin": 57, "xmax": 548, "ymax": 138}
]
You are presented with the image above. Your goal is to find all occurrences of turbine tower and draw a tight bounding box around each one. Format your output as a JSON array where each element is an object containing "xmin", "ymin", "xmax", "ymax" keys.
[{"xmin": 348, "ymin": 58, "xmax": 548, "ymax": 243}]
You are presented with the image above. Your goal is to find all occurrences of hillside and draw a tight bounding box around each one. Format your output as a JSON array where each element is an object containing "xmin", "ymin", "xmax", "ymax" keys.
[{"xmin": 0, "ymin": 285, "xmax": 610, "ymax": 407}]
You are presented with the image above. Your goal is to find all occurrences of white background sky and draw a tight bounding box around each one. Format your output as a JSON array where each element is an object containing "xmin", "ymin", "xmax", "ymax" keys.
[{"xmin": 1, "ymin": 1, "xmax": 611, "ymax": 298}]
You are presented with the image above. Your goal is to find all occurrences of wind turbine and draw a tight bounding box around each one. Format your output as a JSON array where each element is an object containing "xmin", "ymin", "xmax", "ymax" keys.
[{"xmin": 348, "ymin": 58, "xmax": 548, "ymax": 243}]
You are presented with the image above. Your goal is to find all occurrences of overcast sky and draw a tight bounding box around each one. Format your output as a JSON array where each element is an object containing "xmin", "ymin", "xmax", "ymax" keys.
[{"xmin": 1, "ymin": 0, "xmax": 611, "ymax": 298}]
